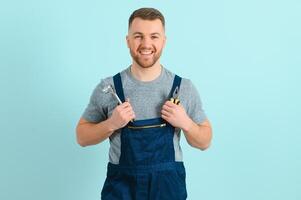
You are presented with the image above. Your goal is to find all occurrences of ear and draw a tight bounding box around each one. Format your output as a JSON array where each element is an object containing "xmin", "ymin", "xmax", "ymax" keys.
[{"xmin": 126, "ymin": 35, "xmax": 130, "ymax": 48}]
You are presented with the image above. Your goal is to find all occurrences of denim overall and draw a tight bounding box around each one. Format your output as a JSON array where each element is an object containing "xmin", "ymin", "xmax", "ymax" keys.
[{"xmin": 101, "ymin": 73, "xmax": 187, "ymax": 200}]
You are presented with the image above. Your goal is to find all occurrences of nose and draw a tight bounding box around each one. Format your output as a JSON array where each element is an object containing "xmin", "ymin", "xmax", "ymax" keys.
[{"xmin": 140, "ymin": 36, "xmax": 152, "ymax": 48}]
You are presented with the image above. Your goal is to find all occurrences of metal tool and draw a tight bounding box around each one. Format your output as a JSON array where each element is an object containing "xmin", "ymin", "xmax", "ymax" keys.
[
  {"xmin": 102, "ymin": 84, "xmax": 122, "ymax": 105},
  {"xmin": 170, "ymin": 86, "xmax": 180, "ymax": 105},
  {"xmin": 102, "ymin": 84, "xmax": 134, "ymax": 122}
]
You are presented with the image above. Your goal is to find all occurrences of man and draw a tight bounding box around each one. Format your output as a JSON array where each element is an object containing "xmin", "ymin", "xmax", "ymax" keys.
[{"xmin": 76, "ymin": 7, "xmax": 212, "ymax": 200}]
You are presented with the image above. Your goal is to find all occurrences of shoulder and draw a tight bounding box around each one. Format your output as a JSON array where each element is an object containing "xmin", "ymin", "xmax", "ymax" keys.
[
  {"xmin": 178, "ymin": 78, "xmax": 199, "ymax": 104},
  {"xmin": 180, "ymin": 78, "xmax": 194, "ymax": 91},
  {"xmin": 163, "ymin": 67, "xmax": 193, "ymax": 86},
  {"xmin": 94, "ymin": 69, "xmax": 125, "ymax": 91},
  {"xmin": 162, "ymin": 67, "xmax": 200, "ymax": 95},
  {"xmin": 171, "ymin": 75, "xmax": 201, "ymax": 106},
  {"xmin": 90, "ymin": 71, "xmax": 120, "ymax": 102}
]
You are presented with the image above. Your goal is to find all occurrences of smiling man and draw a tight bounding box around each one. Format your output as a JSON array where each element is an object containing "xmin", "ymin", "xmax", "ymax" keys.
[
  {"xmin": 76, "ymin": 8, "xmax": 212, "ymax": 200},
  {"xmin": 128, "ymin": 18, "xmax": 164, "ymax": 69}
]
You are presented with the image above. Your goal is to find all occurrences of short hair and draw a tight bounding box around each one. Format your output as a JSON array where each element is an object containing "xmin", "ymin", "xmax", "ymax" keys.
[{"xmin": 128, "ymin": 8, "xmax": 165, "ymax": 30}]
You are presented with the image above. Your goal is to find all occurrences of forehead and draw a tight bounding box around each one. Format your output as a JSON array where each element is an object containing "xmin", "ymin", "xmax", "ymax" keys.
[{"xmin": 129, "ymin": 18, "xmax": 164, "ymax": 34}]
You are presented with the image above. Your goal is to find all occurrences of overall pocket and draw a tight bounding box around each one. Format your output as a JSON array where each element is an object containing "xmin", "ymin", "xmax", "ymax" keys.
[{"xmin": 120, "ymin": 124, "xmax": 175, "ymax": 165}]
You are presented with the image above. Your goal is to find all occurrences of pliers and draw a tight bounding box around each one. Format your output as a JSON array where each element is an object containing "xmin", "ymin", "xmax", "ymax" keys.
[{"xmin": 170, "ymin": 86, "xmax": 180, "ymax": 105}]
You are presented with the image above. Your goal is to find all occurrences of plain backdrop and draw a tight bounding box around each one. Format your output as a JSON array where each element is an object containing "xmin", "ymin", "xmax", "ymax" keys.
[{"xmin": 1, "ymin": 0, "xmax": 300, "ymax": 199}]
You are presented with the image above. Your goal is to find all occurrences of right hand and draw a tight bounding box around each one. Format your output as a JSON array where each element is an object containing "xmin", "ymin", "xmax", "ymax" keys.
[{"xmin": 107, "ymin": 100, "xmax": 135, "ymax": 131}]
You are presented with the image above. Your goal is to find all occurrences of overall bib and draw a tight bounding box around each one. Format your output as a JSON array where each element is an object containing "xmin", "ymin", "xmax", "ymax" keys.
[{"xmin": 101, "ymin": 73, "xmax": 187, "ymax": 200}]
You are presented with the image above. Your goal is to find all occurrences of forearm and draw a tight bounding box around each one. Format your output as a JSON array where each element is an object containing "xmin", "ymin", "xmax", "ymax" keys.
[
  {"xmin": 182, "ymin": 119, "xmax": 212, "ymax": 150},
  {"xmin": 76, "ymin": 119, "xmax": 115, "ymax": 147}
]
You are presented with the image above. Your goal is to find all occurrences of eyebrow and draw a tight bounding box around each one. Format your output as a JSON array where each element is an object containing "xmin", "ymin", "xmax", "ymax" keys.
[{"xmin": 132, "ymin": 32, "xmax": 161, "ymax": 36}]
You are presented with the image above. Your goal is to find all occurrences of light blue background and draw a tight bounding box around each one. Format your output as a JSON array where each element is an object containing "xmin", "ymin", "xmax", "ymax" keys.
[{"xmin": 1, "ymin": 0, "xmax": 300, "ymax": 199}]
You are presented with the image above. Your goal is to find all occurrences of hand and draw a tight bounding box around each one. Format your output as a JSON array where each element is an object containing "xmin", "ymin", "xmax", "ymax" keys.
[
  {"xmin": 107, "ymin": 99, "xmax": 135, "ymax": 131},
  {"xmin": 161, "ymin": 101, "xmax": 193, "ymax": 131}
]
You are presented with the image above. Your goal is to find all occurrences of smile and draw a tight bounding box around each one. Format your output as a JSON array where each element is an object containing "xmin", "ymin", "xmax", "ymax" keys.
[{"xmin": 139, "ymin": 50, "xmax": 154, "ymax": 55}]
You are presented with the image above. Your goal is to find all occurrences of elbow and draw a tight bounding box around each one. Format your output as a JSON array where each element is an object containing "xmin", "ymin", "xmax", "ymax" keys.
[
  {"xmin": 198, "ymin": 143, "xmax": 211, "ymax": 151},
  {"xmin": 188, "ymin": 131, "xmax": 212, "ymax": 151},
  {"xmin": 77, "ymin": 139, "xmax": 87, "ymax": 147},
  {"xmin": 197, "ymin": 127, "xmax": 213, "ymax": 151},
  {"xmin": 190, "ymin": 142, "xmax": 211, "ymax": 151},
  {"xmin": 76, "ymin": 126, "xmax": 88, "ymax": 147},
  {"xmin": 76, "ymin": 135, "xmax": 87, "ymax": 147}
]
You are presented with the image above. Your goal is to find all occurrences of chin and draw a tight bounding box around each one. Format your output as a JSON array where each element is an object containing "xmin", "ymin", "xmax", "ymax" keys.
[
  {"xmin": 140, "ymin": 63, "xmax": 155, "ymax": 68},
  {"xmin": 134, "ymin": 57, "xmax": 156, "ymax": 68}
]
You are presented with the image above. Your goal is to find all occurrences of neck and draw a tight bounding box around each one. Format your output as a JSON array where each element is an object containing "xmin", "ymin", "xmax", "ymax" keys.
[{"xmin": 130, "ymin": 61, "xmax": 162, "ymax": 82}]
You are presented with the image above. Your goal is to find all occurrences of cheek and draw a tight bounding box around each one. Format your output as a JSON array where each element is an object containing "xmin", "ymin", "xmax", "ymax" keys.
[
  {"xmin": 154, "ymin": 40, "xmax": 165, "ymax": 49},
  {"xmin": 129, "ymin": 41, "xmax": 140, "ymax": 50}
]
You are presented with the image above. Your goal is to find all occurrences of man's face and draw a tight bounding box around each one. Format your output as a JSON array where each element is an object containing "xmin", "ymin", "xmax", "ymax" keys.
[{"xmin": 127, "ymin": 18, "xmax": 166, "ymax": 68}]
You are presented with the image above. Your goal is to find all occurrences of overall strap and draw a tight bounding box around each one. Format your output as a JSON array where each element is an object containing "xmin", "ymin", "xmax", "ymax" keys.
[
  {"xmin": 113, "ymin": 73, "xmax": 125, "ymax": 103},
  {"xmin": 168, "ymin": 74, "xmax": 182, "ymax": 99}
]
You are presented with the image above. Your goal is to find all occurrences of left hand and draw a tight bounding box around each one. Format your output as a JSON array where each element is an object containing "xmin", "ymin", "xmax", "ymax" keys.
[{"xmin": 161, "ymin": 101, "xmax": 193, "ymax": 130}]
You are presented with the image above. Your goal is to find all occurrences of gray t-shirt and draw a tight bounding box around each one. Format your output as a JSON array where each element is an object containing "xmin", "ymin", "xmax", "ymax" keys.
[{"xmin": 82, "ymin": 66, "xmax": 207, "ymax": 164}]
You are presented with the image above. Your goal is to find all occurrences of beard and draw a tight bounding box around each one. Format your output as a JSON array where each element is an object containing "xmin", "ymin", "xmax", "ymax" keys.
[{"xmin": 129, "ymin": 46, "xmax": 163, "ymax": 68}]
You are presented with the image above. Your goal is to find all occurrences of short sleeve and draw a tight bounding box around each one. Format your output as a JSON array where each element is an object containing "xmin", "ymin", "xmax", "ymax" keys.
[
  {"xmin": 185, "ymin": 80, "xmax": 207, "ymax": 124},
  {"xmin": 81, "ymin": 80, "xmax": 108, "ymax": 123}
]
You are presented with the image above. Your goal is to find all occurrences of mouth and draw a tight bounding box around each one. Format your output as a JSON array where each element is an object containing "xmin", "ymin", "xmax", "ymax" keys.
[{"xmin": 138, "ymin": 49, "xmax": 154, "ymax": 57}]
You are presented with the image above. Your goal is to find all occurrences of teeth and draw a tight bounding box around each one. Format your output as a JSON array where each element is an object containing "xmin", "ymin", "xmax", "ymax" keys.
[{"xmin": 140, "ymin": 50, "xmax": 152, "ymax": 55}]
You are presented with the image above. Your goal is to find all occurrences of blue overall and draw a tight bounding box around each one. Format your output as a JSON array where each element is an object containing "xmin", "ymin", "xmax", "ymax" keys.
[{"xmin": 101, "ymin": 73, "xmax": 187, "ymax": 200}]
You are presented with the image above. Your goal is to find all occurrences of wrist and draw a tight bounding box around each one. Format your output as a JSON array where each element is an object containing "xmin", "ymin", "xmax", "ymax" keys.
[
  {"xmin": 104, "ymin": 118, "xmax": 118, "ymax": 133},
  {"xmin": 181, "ymin": 117, "xmax": 194, "ymax": 133}
]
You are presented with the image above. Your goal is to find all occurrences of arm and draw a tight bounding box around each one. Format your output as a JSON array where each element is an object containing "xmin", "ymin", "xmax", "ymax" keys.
[
  {"xmin": 76, "ymin": 117, "xmax": 115, "ymax": 147},
  {"xmin": 161, "ymin": 101, "xmax": 212, "ymax": 150},
  {"xmin": 76, "ymin": 101, "xmax": 135, "ymax": 147},
  {"xmin": 181, "ymin": 119, "xmax": 212, "ymax": 150}
]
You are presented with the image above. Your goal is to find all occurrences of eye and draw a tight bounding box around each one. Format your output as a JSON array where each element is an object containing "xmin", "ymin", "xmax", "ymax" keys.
[
  {"xmin": 151, "ymin": 36, "xmax": 159, "ymax": 39},
  {"xmin": 134, "ymin": 35, "xmax": 142, "ymax": 39}
]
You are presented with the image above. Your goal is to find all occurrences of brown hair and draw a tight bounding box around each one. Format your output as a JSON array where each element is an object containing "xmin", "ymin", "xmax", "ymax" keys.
[{"xmin": 128, "ymin": 8, "xmax": 165, "ymax": 29}]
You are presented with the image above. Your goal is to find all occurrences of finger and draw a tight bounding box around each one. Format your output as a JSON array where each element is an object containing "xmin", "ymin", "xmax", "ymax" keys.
[
  {"xmin": 123, "ymin": 101, "xmax": 131, "ymax": 107},
  {"xmin": 122, "ymin": 106, "xmax": 134, "ymax": 114},
  {"xmin": 165, "ymin": 101, "xmax": 176, "ymax": 107},
  {"xmin": 125, "ymin": 110, "xmax": 135, "ymax": 121},
  {"xmin": 118, "ymin": 102, "xmax": 131, "ymax": 109},
  {"xmin": 164, "ymin": 103, "xmax": 176, "ymax": 110},
  {"xmin": 116, "ymin": 104, "xmax": 127, "ymax": 113},
  {"xmin": 162, "ymin": 105, "xmax": 173, "ymax": 113},
  {"xmin": 129, "ymin": 113, "xmax": 136, "ymax": 120},
  {"xmin": 161, "ymin": 113, "xmax": 169, "ymax": 120},
  {"xmin": 125, "ymin": 108, "xmax": 135, "ymax": 116},
  {"xmin": 161, "ymin": 109, "xmax": 171, "ymax": 117}
]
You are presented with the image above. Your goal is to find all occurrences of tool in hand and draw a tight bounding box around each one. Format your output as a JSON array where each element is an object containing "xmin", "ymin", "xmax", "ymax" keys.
[
  {"xmin": 102, "ymin": 84, "xmax": 134, "ymax": 122},
  {"xmin": 170, "ymin": 86, "xmax": 180, "ymax": 105},
  {"xmin": 102, "ymin": 84, "xmax": 123, "ymax": 105}
]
